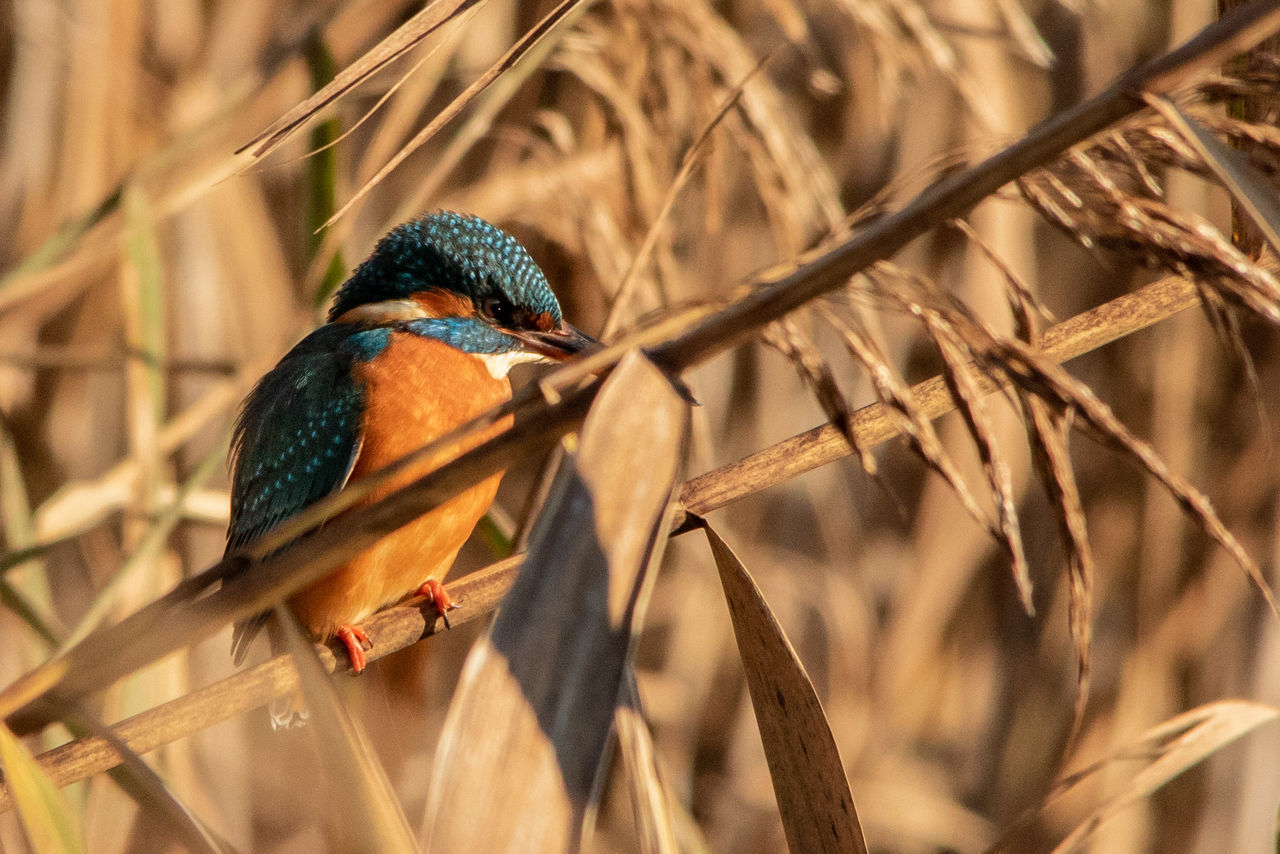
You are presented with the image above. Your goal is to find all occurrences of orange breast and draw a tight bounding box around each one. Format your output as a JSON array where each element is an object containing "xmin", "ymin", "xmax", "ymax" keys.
[{"xmin": 288, "ymin": 331, "xmax": 513, "ymax": 639}]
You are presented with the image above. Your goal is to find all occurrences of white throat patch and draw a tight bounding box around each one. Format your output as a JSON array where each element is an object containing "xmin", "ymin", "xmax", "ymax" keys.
[{"xmin": 475, "ymin": 349, "xmax": 549, "ymax": 380}]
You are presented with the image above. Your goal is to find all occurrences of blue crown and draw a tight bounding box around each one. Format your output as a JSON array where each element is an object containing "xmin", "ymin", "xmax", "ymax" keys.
[{"xmin": 328, "ymin": 212, "xmax": 562, "ymax": 323}]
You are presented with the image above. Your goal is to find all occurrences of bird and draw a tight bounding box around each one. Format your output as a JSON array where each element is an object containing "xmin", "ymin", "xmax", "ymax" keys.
[{"xmin": 224, "ymin": 211, "xmax": 593, "ymax": 726}]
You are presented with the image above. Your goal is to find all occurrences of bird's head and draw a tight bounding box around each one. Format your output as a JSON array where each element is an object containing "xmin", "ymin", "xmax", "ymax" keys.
[{"xmin": 330, "ymin": 212, "xmax": 594, "ymax": 374}]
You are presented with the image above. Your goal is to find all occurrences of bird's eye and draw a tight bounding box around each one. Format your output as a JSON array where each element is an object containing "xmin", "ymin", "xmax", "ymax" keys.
[{"xmin": 480, "ymin": 296, "xmax": 514, "ymax": 326}]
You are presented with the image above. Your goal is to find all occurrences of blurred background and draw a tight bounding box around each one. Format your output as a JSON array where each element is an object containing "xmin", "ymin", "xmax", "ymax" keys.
[{"xmin": 0, "ymin": 0, "xmax": 1278, "ymax": 851}]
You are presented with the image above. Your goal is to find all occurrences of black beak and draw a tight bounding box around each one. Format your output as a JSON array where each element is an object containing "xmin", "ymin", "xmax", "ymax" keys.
[{"xmin": 513, "ymin": 319, "xmax": 598, "ymax": 361}]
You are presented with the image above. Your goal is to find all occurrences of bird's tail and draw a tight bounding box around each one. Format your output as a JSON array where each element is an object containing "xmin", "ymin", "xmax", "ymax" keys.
[
  {"xmin": 230, "ymin": 611, "xmax": 269, "ymax": 666},
  {"xmin": 269, "ymin": 691, "xmax": 309, "ymax": 730},
  {"xmin": 267, "ymin": 615, "xmax": 312, "ymax": 729},
  {"xmin": 234, "ymin": 611, "xmax": 312, "ymax": 729}
]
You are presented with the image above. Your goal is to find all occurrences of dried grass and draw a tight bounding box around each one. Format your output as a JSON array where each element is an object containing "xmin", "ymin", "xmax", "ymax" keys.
[{"xmin": 1, "ymin": 1, "xmax": 1279, "ymax": 852}]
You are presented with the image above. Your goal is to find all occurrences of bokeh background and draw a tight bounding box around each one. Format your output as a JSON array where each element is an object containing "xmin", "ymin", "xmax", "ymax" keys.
[{"xmin": 1, "ymin": 0, "xmax": 1278, "ymax": 851}]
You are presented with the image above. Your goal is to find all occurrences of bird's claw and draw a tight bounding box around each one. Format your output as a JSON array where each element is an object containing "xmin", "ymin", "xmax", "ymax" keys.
[
  {"xmin": 336, "ymin": 624, "xmax": 372, "ymax": 673},
  {"xmin": 417, "ymin": 579, "xmax": 460, "ymax": 629}
]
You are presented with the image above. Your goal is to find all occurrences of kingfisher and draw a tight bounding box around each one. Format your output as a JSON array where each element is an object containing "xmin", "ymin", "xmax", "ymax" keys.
[{"xmin": 225, "ymin": 212, "xmax": 593, "ymax": 724}]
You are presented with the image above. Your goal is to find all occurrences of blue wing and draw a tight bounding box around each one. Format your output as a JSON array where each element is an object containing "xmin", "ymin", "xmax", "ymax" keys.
[{"xmin": 226, "ymin": 324, "xmax": 390, "ymax": 662}]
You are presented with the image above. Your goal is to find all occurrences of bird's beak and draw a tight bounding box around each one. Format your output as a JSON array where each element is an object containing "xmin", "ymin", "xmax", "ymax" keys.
[{"xmin": 513, "ymin": 319, "xmax": 598, "ymax": 362}]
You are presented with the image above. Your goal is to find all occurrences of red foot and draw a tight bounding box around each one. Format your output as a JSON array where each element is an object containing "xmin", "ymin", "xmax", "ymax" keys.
[
  {"xmin": 417, "ymin": 579, "xmax": 460, "ymax": 629},
  {"xmin": 336, "ymin": 624, "xmax": 372, "ymax": 673}
]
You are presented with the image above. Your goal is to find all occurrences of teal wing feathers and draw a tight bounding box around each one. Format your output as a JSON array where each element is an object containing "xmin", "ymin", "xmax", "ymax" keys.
[{"xmin": 225, "ymin": 324, "xmax": 390, "ymax": 662}]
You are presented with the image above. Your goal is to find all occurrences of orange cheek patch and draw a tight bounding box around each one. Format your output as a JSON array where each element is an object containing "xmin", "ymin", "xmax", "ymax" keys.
[{"xmin": 414, "ymin": 289, "xmax": 477, "ymax": 318}]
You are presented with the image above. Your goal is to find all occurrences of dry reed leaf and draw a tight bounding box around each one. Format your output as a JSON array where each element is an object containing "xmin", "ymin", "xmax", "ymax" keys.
[
  {"xmin": 1020, "ymin": 149, "xmax": 1280, "ymax": 325},
  {"xmin": 981, "ymin": 333, "xmax": 1280, "ymax": 619},
  {"xmin": 665, "ymin": 0, "xmax": 842, "ymax": 236},
  {"xmin": 824, "ymin": 302, "xmax": 999, "ymax": 543},
  {"xmin": 993, "ymin": 0, "xmax": 1054, "ymax": 68},
  {"xmin": 891, "ymin": 0, "xmax": 1001, "ymax": 131},
  {"xmin": 388, "ymin": 12, "xmax": 586, "ymax": 227},
  {"xmin": 675, "ymin": 275, "xmax": 1204, "ymax": 528},
  {"xmin": 31, "ymin": 378, "xmax": 240, "ymax": 546},
  {"xmin": 0, "ymin": 657, "xmax": 296, "ymax": 813},
  {"xmin": 1200, "ymin": 111, "xmax": 1280, "ymax": 171},
  {"xmin": 422, "ymin": 352, "xmax": 686, "ymax": 851},
  {"xmin": 1036, "ymin": 701, "xmax": 1278, "ymax": 853},
  {"xmin": 998, "ymin": 254, "xmax": 1096, "ymax": 759},
  {"xmin": 58, "ymin": 443, "xmax": 225, "ymax": 652},
  {"xmin": 1159, "ymin": 67, "xmax": 1280, "ymax": 162},
  {"xmin": 275, "ymin": 606, "xmax": 419, "ymax": 853},
  {"xmin": 762, "ymin": 317, "xmax": 876, "ymax": 475},
  {"xmin": 61, "ymin": 709, "xmax": 228, "ymax": 854},
  {"xmin": 616, "ymin": 673, "xmax": 680, "ymax": 854},
  {"xmin": 0, "ymin": 415, "xmax": 59, "ymax": 646},
  {"xmin": 0, "ymin": 556, "xmax": 530, "ymax": 809},
  {"xmin": 239, "ymin": 0, "xmax": 480, "ymax": 158},
  {"xmin": 870, "ymin": 268, "xmax": 1277, "ymax": 621},
  {"xmin": 349, "ymin": 38, "xmax": 461, "ymax": 192},
  {"xmin": 286, "ymin": 32, "xmax": 454, "ymax": 196},
  {"xmin": 329, "ymin": 0, "xmax": 591, "ymax": 226},
  {"xmin": 951, "ymin": 218, "xmax": 1055, "ymax": 327},
  {"xmin": 1146, "ymin": 94, "xmax": 1280, "ymax": 255},
  {"xmin": 1021, "ymin": 394, "xmax": 1094, "ymax": 760},
  {"xmin": 1145, "ymin": 92, "xmax": 1280, "ymax": 410},
  {"xmin": 700, "ymin": 521, "xmax": 867, "ymax": 854},
  {"xmin": 922, "ymin": 306, "xmax": 1034, "ymax": 613},
  {"xmin": 600, "ymin": 53, "xmax": 769, "ymax": 339},
  {"xmin": 0, "ymin": 721, "xmax": 83, "ymax": 853}
]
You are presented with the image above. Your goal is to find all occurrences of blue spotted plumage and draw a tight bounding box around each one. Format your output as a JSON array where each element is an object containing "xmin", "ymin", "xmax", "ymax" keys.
[
  {"xmin": 226, "ymin": 325, "xmax": 389, "ymax": 553},
  {"xmin": 224, "ymin": 212, "xmax": 594, "ymax": 721},
  {"xmin": 401, "ymin": 317, "xmax": 526, "ymax": 355}
]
